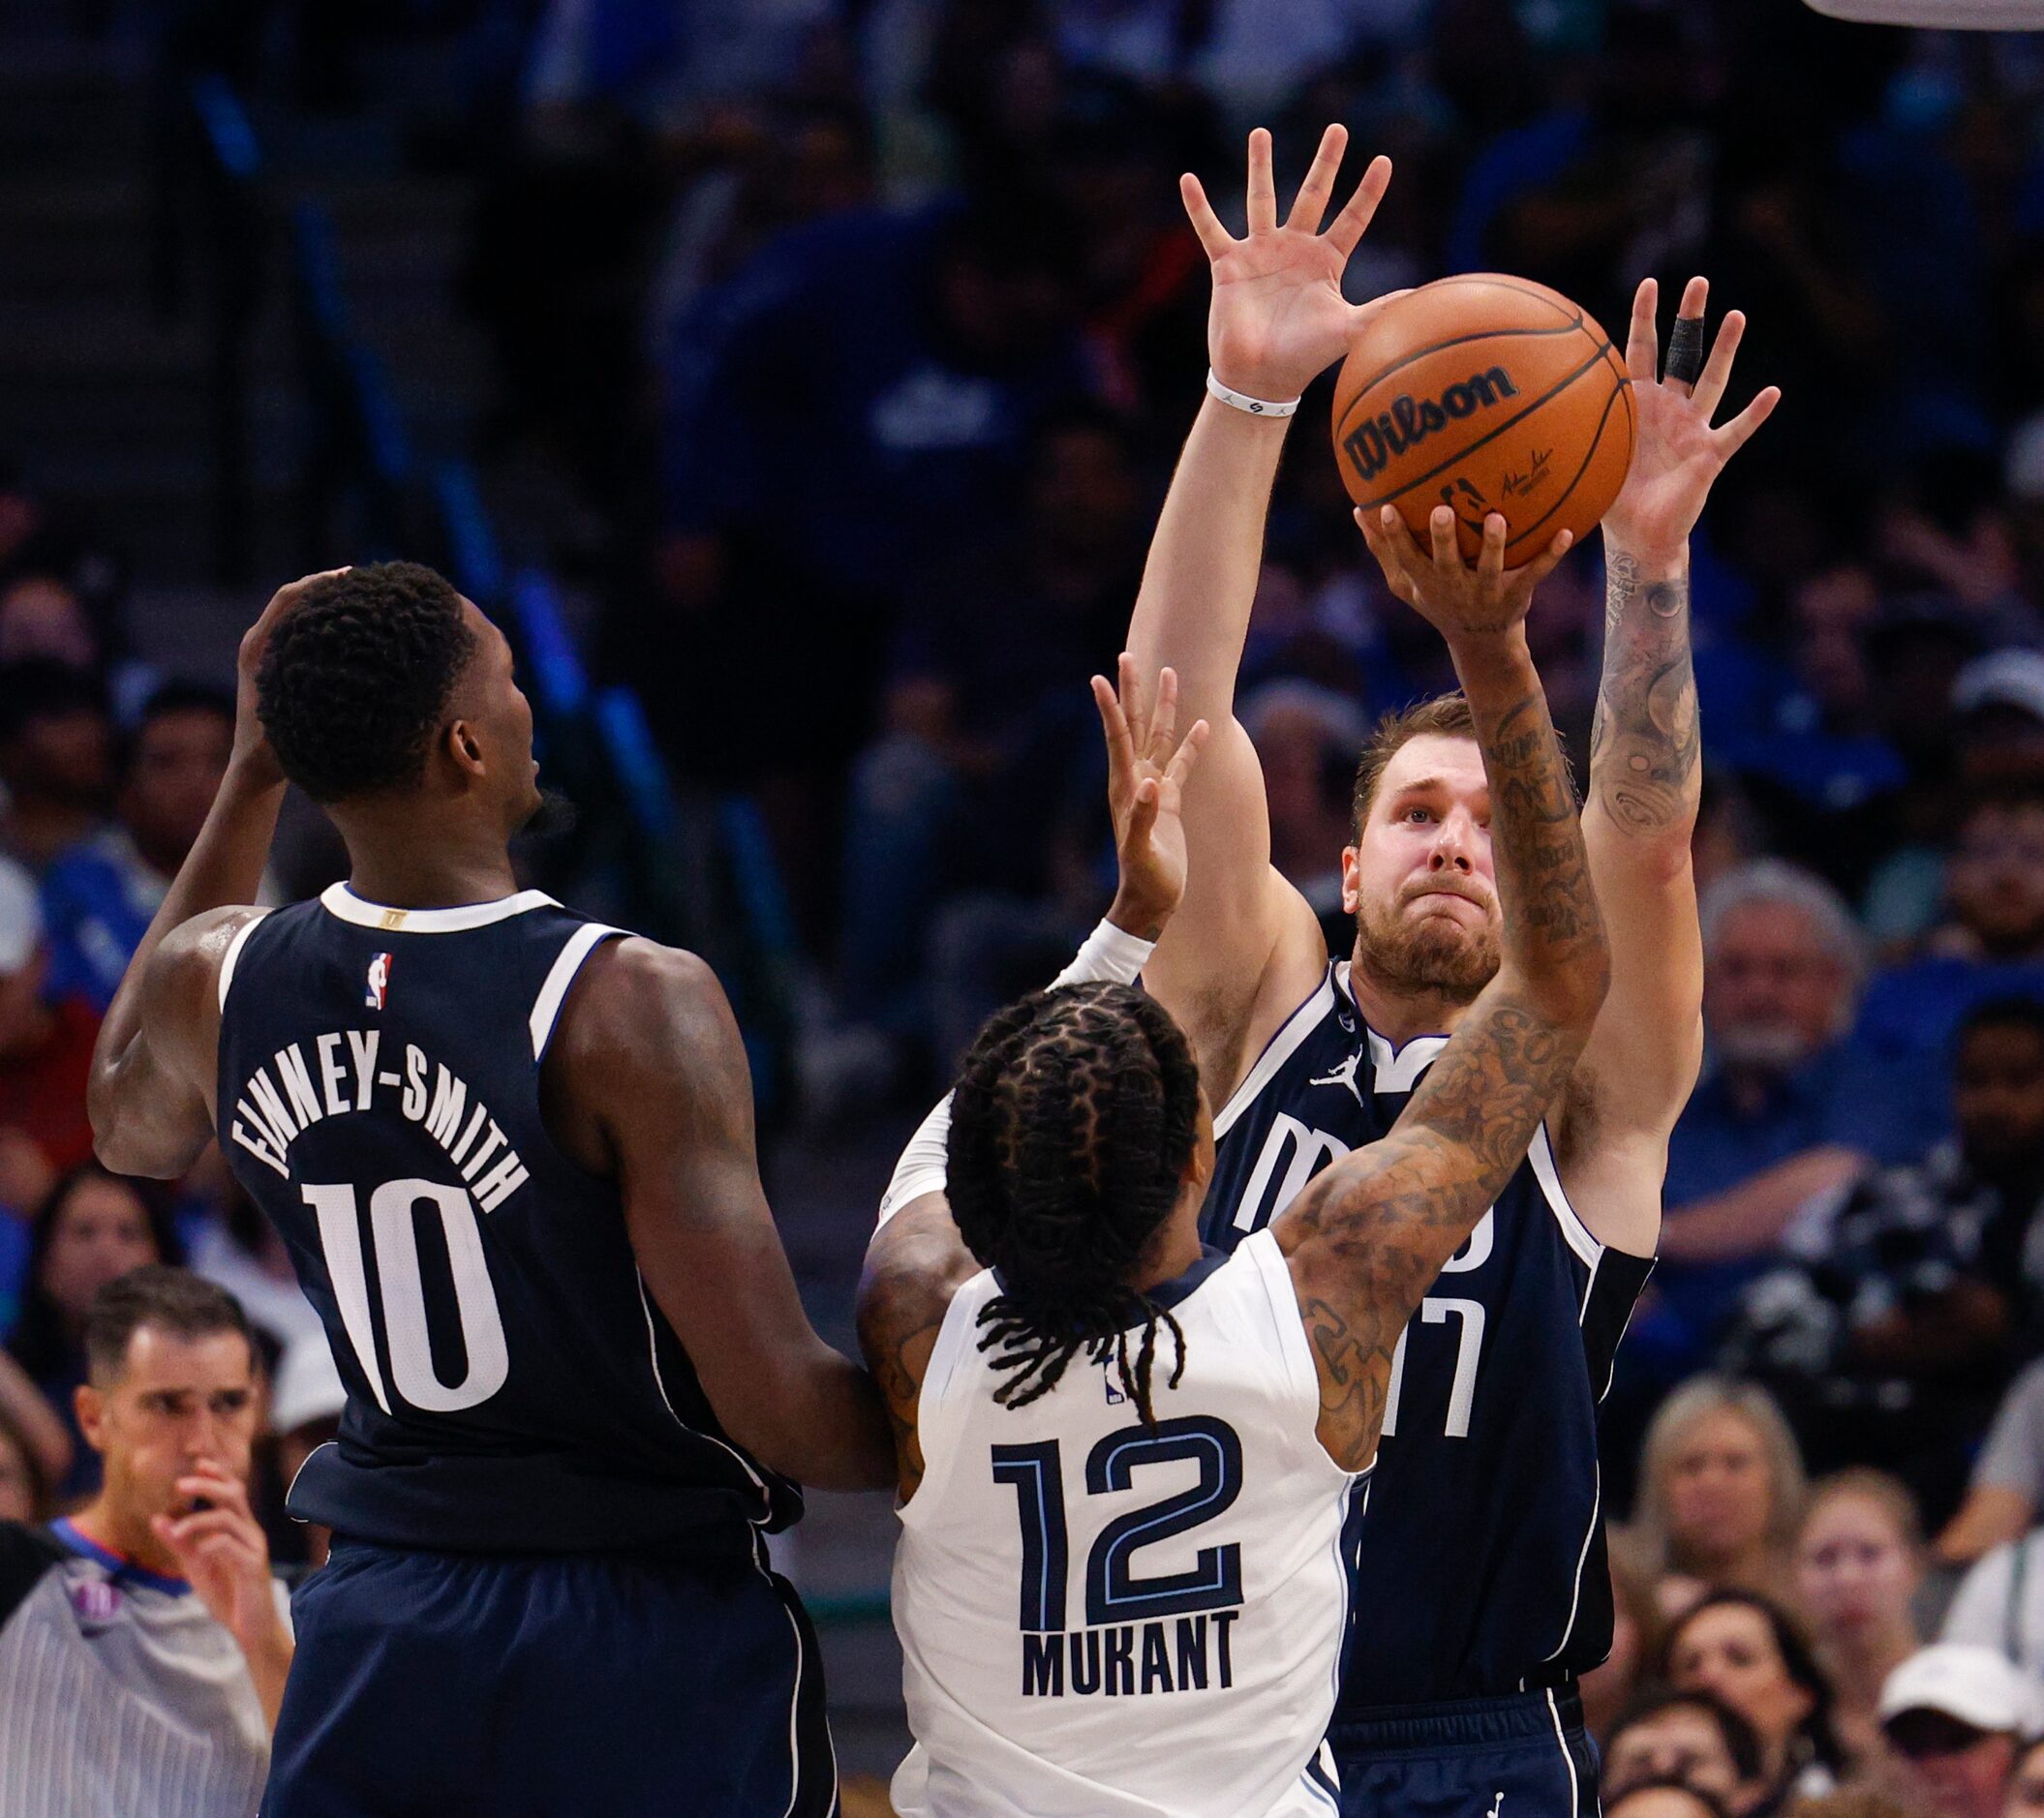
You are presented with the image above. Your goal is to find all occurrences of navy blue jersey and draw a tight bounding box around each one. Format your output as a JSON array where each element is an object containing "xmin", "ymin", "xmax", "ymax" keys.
[
  {"xmin": 1202, "ymin": 961, "xmax": 1652, "ymax": 1708},
  {"xmin": 215, "ymin": 884, "xmax": 801, "ymax": 1555}
]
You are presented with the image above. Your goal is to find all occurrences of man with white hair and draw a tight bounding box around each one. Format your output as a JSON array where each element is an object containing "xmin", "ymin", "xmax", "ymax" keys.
[{"xmin": 1880, "ymin": 1643, "xmax": 2043, "ymax": 1818}]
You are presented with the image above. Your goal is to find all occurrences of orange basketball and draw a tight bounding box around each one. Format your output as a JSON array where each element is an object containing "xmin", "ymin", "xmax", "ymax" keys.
[{"xmin": 1331, "ymin": 274, "xmax": 1633, "ymax": 565}]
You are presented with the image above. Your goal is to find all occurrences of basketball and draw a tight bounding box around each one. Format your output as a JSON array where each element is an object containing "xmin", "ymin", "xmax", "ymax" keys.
[{"xmin": 1331, "ymin": 274, "xmax": 1634, "ymax": 564}]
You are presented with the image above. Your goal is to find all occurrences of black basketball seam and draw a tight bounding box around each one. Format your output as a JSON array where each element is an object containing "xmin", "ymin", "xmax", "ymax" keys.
[
  {"xmin": 1354, "ymin": 339, "xmax": 1621, "ymax": 510},
  {"xmin": 1433, "ymin": 274, "xmax": 1585, "ymax": 321},
  {"xmin": 1494, "ymin": 369, "xmax": 1632, "ymax": 559},
  {"xmin": 1336, "ymin": 317, "xmax": 1589, "ymax": 428}
]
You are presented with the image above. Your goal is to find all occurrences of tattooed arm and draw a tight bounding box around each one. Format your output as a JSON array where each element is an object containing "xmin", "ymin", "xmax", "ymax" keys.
[
  {"xmin": 1292, "ymin": 508, "xmax": 1609, "ymax": 1470},
  {"xmin": 1560, "ymin": 279, "xmax": 1780, "ymax": 1257}
]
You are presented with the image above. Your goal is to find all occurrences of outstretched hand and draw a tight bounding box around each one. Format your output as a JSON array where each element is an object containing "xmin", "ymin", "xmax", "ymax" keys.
[
  {"xmin": 1358, "ymin": 505, "xmax": 1573, "ymax": 646},
  {"xmin": 1182, "ymin": 125, "xmax": 1397, "ymax": 403},
  {"xmin": 1602, "ymin": 276, "xmax": 1780, "ymax": 563},
  {"xmin": 1092, "ymin": 657, "xmax": 1209, "ymax": 941}
]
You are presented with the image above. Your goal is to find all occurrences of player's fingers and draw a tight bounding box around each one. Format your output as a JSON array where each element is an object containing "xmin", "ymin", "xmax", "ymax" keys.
[
  {"xmin": 1434, "ymin": 506, "xmax": 1471, "ymax": 579},
  {"xmin": 1118, "ymin": 649, "xmax": 1151, "ymax": 751},
  {"xmin": 1166, "ymin": 718, "xmax": 1211, "ymax": 790},
  {"xmin": 1179, "ymin": 172, "xmax": 1234, "ymax": 261},
  {"xmin": 1474, "ymin": 511, "xmax": 1507, "ymax": 587},
  {"xmin": 1692, "ymin": 309, "xmax": 1746, "ymax": 420},
  {"xmin": 1624, "ymin": 278, "xmax": 1658, "ymax": 383},
  {"xmin": 1356, "ymin": 505, "xmax": 1419, "ymax": 600},
  {"xmin": 1713, "ymin": 384, "xmax": 1783, "ymax": 459},
  {"xmin": 1519, "ymin": 527, "xmax": 1575, "ymax": 591},
  {"xmin": 1245, "ymin": 128, "xmax": 1277, "ymax": 233},
  {"xmin": 1286, "ymin": 122, "xmax": 1348, "ymax": 230},
  {"xmin": 1148, "ymin": 666, "xmax": 1179, "ymax": 763},
  {"xmin": 1125, "ymin": 775, "xmax": 1161, "ymax": 845},
  {"xmin": 1091, "ymin": 674, "xmax": 1136, "ymax": 775},
  {"xmin": 1325, "ymin": 153, "xmax": 1393, "ymax": 258}
]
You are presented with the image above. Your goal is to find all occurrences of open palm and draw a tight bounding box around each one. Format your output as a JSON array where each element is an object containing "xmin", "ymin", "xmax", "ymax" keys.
[
  {"xmin": 1093, "ymin": 657, "xmax": 1208, "ymax": 936},
  {"xmin": 1602, "ymin": 276, "xmax": 1781, "ymax": 561},
  {"xmin": 1184, "ymin": 126, "xmax": 1395, "ymax": 403}
]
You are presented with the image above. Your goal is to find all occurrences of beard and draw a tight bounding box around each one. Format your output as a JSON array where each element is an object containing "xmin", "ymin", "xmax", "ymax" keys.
[{"xmin": 1353, "ymin": 888, "xmax": 1500, "ymax": 1004}]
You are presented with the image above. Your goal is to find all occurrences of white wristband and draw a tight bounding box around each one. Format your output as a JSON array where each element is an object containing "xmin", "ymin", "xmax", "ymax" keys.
[
  {"xmin": 1205, "ymin": 368, "xmax": 1299, "ymax": 419},
  {"xmin": 1051, "ymin": 918, "xmax": 1157, "ymax": 989}
]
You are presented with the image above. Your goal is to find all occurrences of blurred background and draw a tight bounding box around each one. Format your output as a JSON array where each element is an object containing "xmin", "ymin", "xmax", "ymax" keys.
[{"xmin": 5, "ymin": 0, "xmax": 2044, "ymax": 1805}]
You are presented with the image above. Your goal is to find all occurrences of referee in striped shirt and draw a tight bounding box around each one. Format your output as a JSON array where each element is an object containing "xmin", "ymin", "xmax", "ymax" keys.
[{"xmin": 0, "ymin": 1267, "xmax": 293, "ymax": 1818}]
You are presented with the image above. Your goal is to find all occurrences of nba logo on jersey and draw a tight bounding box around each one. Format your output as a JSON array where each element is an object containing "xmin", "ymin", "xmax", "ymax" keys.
[{"xmin": 364, "ymin": 952, "xmax": 392, "ymax": 1011}]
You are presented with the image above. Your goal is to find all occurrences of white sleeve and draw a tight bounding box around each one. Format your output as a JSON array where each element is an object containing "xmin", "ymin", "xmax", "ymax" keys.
[
  {"xmin": 1943, "ymin": 1544, "xmax": 2018, "ymax": 1652},
  {"xmin": 874, "ymin": 918, "xmax": 1159, "ymax": 1227}
]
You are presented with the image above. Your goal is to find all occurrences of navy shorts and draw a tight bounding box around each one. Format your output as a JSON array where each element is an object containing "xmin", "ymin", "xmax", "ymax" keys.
[
  {"xmin": 264, "ymin": 1533, "xmax": 837, "ymax": 1817},
  {"xmin": 1329, "ymin": 1685, "xmax": 1600, "ymax": 1818}
]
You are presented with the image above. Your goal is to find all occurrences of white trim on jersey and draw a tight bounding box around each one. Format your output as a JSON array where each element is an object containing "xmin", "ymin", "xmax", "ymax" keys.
[
  {"xmin": 319, "ymin": 882, "xmax": 558, "ymax": 933},
  {"xmin": 1527, "ymin": 1126, "xmax": 1602, "ymax": 1270},
  {"xmin": 1212, "ymin": 968, "xmax": 1337, "ymax": 1140},
  {"xmin": 215, "ymin": 911, "xmax": 270, "ymax": 1013},
  {"xmin": 528, "ymin": 923, "xmax": 625, "ymax": 1058},
  {"xmin": 634, "ymin": 1272, "xmax": 776, "ymax": 1521},
  {"xmin": 1542, "ymin": 1460, "xmax": 1602, "ymax": 1668}
]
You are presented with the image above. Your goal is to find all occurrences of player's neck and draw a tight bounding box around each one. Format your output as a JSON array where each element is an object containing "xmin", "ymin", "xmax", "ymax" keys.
[
  {"xmin": 1129, "ymin": 1213, "xmax": 1205, "ymax": 1294},
  {"xmin": 338, "ymin": 818, "xmax": 521, "ymax": 911},
  {"xmin": 1344, "ymin": 954, "xmax": 1471, "ymax": 1048}
]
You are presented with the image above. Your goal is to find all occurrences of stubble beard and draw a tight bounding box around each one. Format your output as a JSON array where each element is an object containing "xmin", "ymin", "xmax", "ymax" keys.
[{"xmin": 1352, "ymin": 893, "xmax": 1500, "ymax": 1006}]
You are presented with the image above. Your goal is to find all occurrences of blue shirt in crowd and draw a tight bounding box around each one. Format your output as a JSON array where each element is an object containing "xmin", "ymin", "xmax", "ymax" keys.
[{"xmin": 1853, "ymin": 956, "xmax": 2044, "ymax": 1153}]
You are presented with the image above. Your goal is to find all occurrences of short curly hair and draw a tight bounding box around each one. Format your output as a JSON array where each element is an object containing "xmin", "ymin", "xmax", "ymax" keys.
[
  {"xmin": 947, "ymin": 982, "xmax": 1204, "ymax": 1426},
  {"xmin": 256, "ymin": 562, "xmax": 476, "ymax": 803}
]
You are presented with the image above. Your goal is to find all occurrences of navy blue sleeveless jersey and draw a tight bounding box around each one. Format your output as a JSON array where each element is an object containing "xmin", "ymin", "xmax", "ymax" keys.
[
  {"xmin": 214, "ymin": 883, "xmax": 802, "ymax": 1555},
  {"xmin": 1201, "ymin": 960, "xmax": 1652, "ymax": 1710}
]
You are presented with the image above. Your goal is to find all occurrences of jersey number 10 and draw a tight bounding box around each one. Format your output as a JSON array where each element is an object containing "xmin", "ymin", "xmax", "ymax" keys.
[{"xmin": 302, "ymin": 1179, "xmax": 510, "ymax": 1415}]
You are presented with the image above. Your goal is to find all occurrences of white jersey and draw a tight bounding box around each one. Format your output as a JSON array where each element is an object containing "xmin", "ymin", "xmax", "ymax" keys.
[{"xmin": 892, "ymin": 1228, "xmax": 1364, "ymax": 1818}]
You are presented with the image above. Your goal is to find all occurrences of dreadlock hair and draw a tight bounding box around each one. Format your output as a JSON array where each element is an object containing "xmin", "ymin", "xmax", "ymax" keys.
[
  {"xmin": 946, "ymin": 982, "xmax": 1204, "ymax": 1427},
  {"xmin": 255, "ymin": 561, "xmax": 476, "ymax": 803}
]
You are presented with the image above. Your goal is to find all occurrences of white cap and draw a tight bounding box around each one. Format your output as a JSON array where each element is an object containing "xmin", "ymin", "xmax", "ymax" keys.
[
  {"xmin": 1953, "ymin": 650, "xmax": 2044, "ymax": 725},
  {"xmin": 268, "ymin": 1333, "xmax": 347, "ymax": 1437},
  {"xmin": 1880, "ymin": 1645, "xmax": 2044, "ymax": 1735},
  {"xmin": 0, "ymin": 853, "xmax": 40, "ymax": 974}
]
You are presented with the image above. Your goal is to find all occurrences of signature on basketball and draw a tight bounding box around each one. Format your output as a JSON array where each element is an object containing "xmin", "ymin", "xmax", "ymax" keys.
[
  {"xmin": 1500, "ymin": 447, "xmax": 1553, "ymax": 498},
  {"xmin": 1341, "ymin": 366, "xmax": 1521, "ymax": 488}
]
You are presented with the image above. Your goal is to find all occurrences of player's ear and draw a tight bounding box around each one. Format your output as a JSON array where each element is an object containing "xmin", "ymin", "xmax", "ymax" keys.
[
  {"xmin": 445, "ymin": 716, "xmax": 486, "ymax": 777},
  {"xmin": 1340, "ymin": 844, "xmax": 1363, "ymax": 916}
]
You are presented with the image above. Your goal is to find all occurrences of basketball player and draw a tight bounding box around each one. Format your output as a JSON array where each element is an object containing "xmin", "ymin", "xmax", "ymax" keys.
[
  {"xmin": 861, "ymin": 545, "xmax": 1606, "ymax": 1817},
  {"xmin": 87, "ymin": 563, "xmax": 892, "ymax": 1815},
  {"xmin": 1141, "ymin": 125, "xmax": 1780, "ymax": 1811}
]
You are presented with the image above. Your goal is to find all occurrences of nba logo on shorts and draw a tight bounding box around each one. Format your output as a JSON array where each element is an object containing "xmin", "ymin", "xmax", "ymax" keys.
[{"xmin": 365, "ymin": 952, "xmax": 392, "ymax": 1011}]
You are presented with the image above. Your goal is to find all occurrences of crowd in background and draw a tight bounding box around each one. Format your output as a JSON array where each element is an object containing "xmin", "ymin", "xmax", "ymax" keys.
[{"xmin": 10, "ymin": 0, "xmax": 2044, "ymax": 1814}]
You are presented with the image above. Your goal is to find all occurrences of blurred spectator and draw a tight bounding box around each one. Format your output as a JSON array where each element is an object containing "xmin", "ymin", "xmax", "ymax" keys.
[
  {"xmin": 0, "ymin": 1407, "xmax": 43, "ymax": 1523},
  {"xmin": 1940, "ymin": 1508, "xmax": 2044, "ymax": 1679},
  {"xmin": 0, "ymin": 862, "xmax": 96, "ymax": 1189},
  {"xmin": 1241, "ymin": 680, "xmax": 1367, "ymax": 952},
  {"xmin": 1938, "ymin": 1358, "xmax": 2044, "ymax": 1570},
  {"xmin": 0, "ymin": 1347, "xmax": 68, "ymax": 1507},
  {"xmin": 1637, "ymin": 864, "xmax": 1899, "ymax": 1394},
  {"xmin": 1878, "ymin": 1645, "xmax": 2040, "ymax": 1818},
  {"xmin": 0, "ymin": 574, "xmax": 99, "ymax": 671},
  {"xmin": 41, "ymin": 682, "xmax": 233, "ymax": 1015},
  {"xmin": 1794, "ymin": 1471, "xmax": 1927, "ymax": 1772},
  {"xmin": 266, "ymin": 1333, "xmax": 345, "ymax": 1569},
  {"xmin": 1853, "ymin": 788, "xmax": 2044, "ymax": 1152},
  {"xmin": 1663, "ymin": 1589, "xmax": 1845, "ymax": 1806},
  {"xmin": 1721, "ymin": 997, "xmax": 2044, "ymax": 1514},
  {"xmin": 184, "ymin": 1171, "xmax": 320, "ymax": 1357},
  {"xmin": 7, "ymin": 1167, "xmax": 178, "ymax": 1505},
  {"xmin": 0, "ymin": 1269, "xmax": 292, "ymax": 1815},
  {"xmin": 1786, "ymin": 1798, "xmax": 1910, "ymax": 1818},
  {"xmin": 1602, "ymin": 1688, "xmax": 1767, "ymax": 1814},
  {"xmin": 0, "ymin": 660, "xmax": 111, "ymax": 872},
  {"xmin": 1607, "ymin": 1783, "xmax": 1732, "ymax": 1818},
  {"xmin": 2004, "ymin": 1735, "xmax": 2044, "ymax": 1818},
  {"xmin": 1639, "ymin": 1377, "xmax": 1809, "ymax": 1611},
  {"xmin": 1588, "ymin": 1523, "xmax": 1674, "ymax": 1744}
]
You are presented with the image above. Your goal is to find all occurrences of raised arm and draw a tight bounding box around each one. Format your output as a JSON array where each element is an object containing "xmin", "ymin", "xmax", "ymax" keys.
[
  {"xmin": 554, "ymin": 939, "xmax": 893, "ymax": 1491},
  {"xmin": 1559, "ymin": 279, "xmax": 1780, "ymax": 1256},
  {"xmin": 1276, "ymin": 509, "xmax": 1608, "ymax": 1470},
  {"xmin": 90, "ymin": 575, "xmax": 328, "ymax": 1176},
  {"xmin": 1130, "ymin": 126, "xmax": 1393, "ymax": 1094}
]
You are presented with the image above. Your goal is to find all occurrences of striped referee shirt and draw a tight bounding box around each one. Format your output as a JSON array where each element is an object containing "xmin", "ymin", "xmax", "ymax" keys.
[{"xmin": 0, "ymin": 1520, "xmax": 290, "ymax": 1817}]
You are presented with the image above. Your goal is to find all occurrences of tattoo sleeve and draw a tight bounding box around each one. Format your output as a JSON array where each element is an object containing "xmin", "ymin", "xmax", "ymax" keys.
[
  {"xmin": 1277, "ymin": 640, "xmax": 1606, "ymax": 1470},
  {"xmin": 1588, "ymin": 551, "xmax": 1700, "ymax": 836}
]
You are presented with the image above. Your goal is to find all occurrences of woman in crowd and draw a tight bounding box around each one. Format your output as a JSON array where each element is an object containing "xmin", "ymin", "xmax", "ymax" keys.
[
  {"xmin": 4, "ymin": 1164, "xmax": 174, "ymax": 1502},
  {"xmin": 1641, "ymin": 1377, "xmax": 1811, "ymax": 1614},
  {"xmin": 1665, "ymin": 1588, "xmax": 1845, "ymax": 1809},
  {"xmin": 1795, "ymin": 1470, "xmax": 1926, "ymax": 1770}
]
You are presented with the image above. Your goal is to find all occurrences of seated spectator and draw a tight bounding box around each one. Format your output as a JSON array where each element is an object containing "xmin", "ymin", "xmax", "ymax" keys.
[
  {"xmin": 0, "ymin": 1408, "xmax": 46, "ymax": 1523},
  {"xmin": 1241, "ymin": 681, "xmax": 1369, "ymax": 954},
  {"xmin": 0, "ymin": 659, "xmax": 111, "ymax": 871},
  {"xmin": 1603, "ymin": 1688, "xmax": 1768, "ymax": 1814},
  {"xmin": 0, "ymin": 1268, "xmax": 291, "ymax": 1815},
  {"xmin": 1853, "ymin": 788, "xmax": 2044, "ymax": 1153},
  {"xmin": 7, "ymin": 1167, "xmax": 177, "ymax": 1503},
  {"xmin": 0, "ymin": 572, "xmax": 99, "ymax": 671},
  {"xmin": 1795, "ymin": 1471, "xmax": 1927, "ymax": 1771},
  {"xmin": 1785, "ymin": 1798, "xmax": 1912, "ymax": 1818},
  {"xmin": 1937, "ymin": 1357, "xmax": 2044, "ymax": 1568},
  {"xmin": 183, "ymin": 1172, "xmax": 321, "ymax": 1357},
  {"xmin": 1638, "ymin": 863, "xmax": 1906, "ymax": 1390},
  {"xmin": 1939, "ymin": 1498, "xmax": 2044, "ymax": 1679},
  {"xmin": 2003, "ymin": 1735, "xmax": 2044, "ymax": 1816},
  {"xmin": 1722, "ymin": 997, "xmax": 2044, "ymax": 1511},
  {"xmin": 1878, "ymin": 1644, "xmax": 2041, "ymax": 1818},
  {"xmin": 1608, "ymin": 1783, "xmax": 1733, "ymax": 1818},
  {"xmin": 1664, "ymin": 1589, "xmax": 1845, "ymax": 1805},
  {"xmin": 1589, "ymin": 1523, "xmax": 1675, "ymax": 1743},
  {"xmin": 1639, "ymin": 1377, "xmax": 1809, "ymax": 1610},
  {"xmin": 265, "ymin": 1332, "xmax": 345, "ymax": 1569},
  {"xmin": 41, "ymin": 682, "xmax": 233, "ymax": 1014}
]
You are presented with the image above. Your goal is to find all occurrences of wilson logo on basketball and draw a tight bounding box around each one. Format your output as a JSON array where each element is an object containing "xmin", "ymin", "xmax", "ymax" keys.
[{"xmin": 1341, "ymin": 366, "xmax": 1520, "ymax": 486}]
